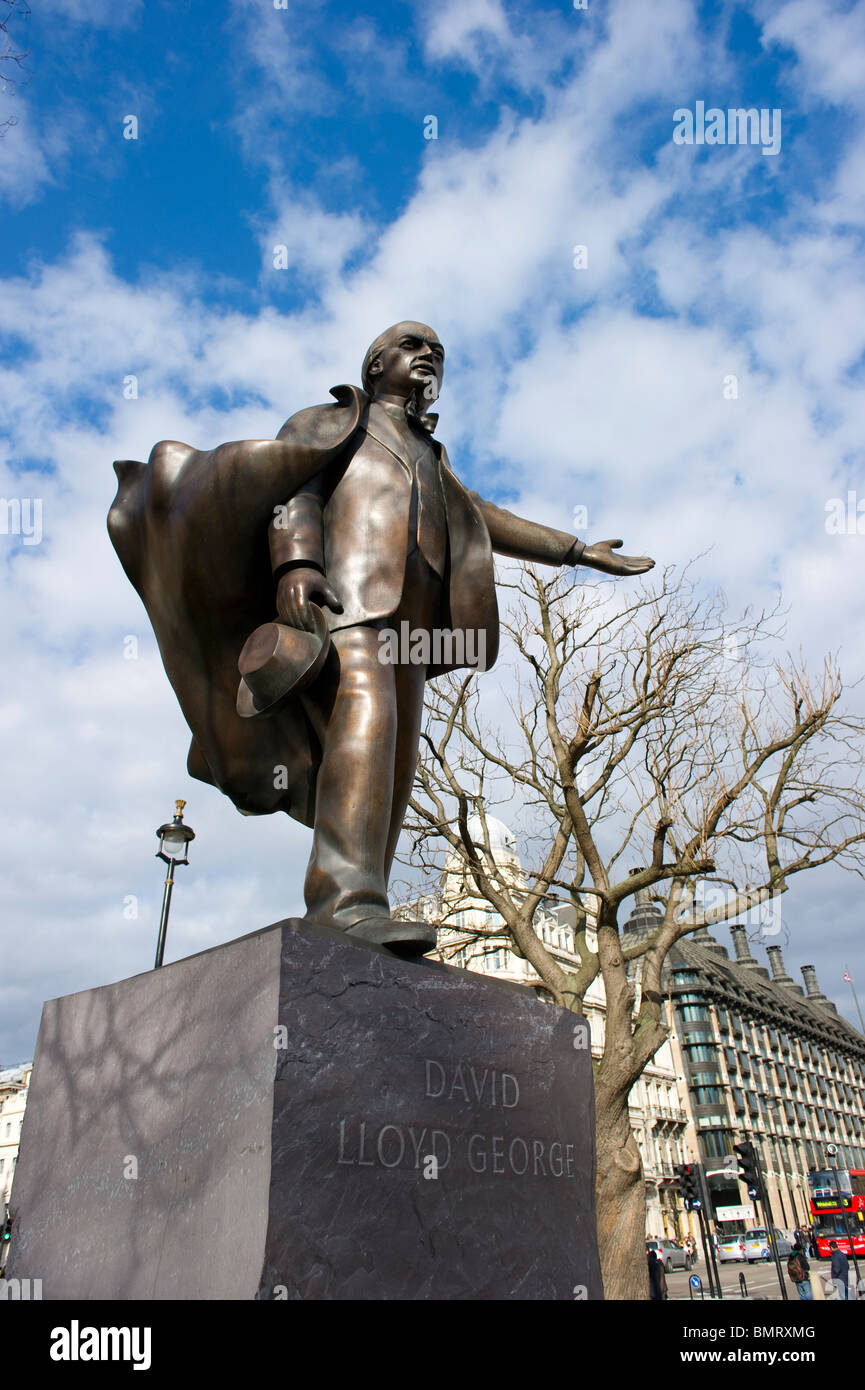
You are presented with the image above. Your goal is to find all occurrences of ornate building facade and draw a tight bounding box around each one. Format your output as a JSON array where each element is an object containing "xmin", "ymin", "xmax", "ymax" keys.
[
  {"xmin": 660, "ymin": 919, "xmax": 865, "ymax": 1231},
  {"xmin": 0, "ymin": 1062, "xmax": 32, "ymax": 1211}
]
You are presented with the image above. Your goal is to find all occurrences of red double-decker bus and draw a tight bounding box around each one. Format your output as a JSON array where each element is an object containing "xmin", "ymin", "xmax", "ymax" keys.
[{"xmin": 808, "ymin": 1169, "xmax": 865, "ymax": 1260}]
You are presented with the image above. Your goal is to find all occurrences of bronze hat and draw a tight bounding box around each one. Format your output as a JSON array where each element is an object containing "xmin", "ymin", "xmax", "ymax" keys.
[{"xmin": 236, "ymin": 605, "xmax": 330, "ymax": 719}]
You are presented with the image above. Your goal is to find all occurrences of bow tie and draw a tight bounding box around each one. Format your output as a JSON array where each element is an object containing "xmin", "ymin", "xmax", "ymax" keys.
[{"xmin": 404, "ymin": 400, "xmax": 438, "ymax": 435}]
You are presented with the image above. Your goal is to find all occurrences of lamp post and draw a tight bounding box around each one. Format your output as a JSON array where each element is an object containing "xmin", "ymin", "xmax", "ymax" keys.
[{"xmin": 153, "ymin": 799, "xmax": 195, "ymax": 969}]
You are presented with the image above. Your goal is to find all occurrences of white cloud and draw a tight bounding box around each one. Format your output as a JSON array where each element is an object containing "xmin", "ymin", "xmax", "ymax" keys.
[
  {"xmin": 226, "ymin": 0, "xmax": 336, "ymax": 168},
  {"xmin": 35, "ymin": 0, "xmax": 143, "ymax": 22},
  {"xmin": 0, "ymin": 108, "xmax": 53, "ymax": 205},
  {"xmin": 760, "ymin": 0, "xmax": 865, "ymax": 110},
  {"xmin": 256, "ymin": 192, "xmax": 373, "ymax": 288},
  {"xmin": 424, "ymin": 0, "xmax": 510, "ymax": 60}
]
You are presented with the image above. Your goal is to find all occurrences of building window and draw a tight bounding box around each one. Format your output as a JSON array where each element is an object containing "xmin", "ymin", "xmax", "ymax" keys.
[
  {"xmin": 679, "ymin": 1004, "xmax": 712, "ymax": 1023},
  {"xmin": 693, "ymin": 1087, "xmax": 725, "ymax": 1106},
  {"xmin": 702, "ymin": 1131, "xmax": 732, "ymax": 1158}
]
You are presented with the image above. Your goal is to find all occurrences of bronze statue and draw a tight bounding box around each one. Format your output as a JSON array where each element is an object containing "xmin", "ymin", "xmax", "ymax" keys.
[{"xmin": 108, "ymin": 322, "xmax": 653, "ymax": 955}]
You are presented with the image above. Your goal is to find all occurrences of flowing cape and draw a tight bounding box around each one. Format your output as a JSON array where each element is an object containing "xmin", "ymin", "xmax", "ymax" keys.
[{"xmin": 107, "ymin": 386, "xmax": 366, "ymax": 824}]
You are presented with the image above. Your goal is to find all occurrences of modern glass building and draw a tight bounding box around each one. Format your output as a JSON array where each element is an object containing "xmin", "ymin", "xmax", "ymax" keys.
[{"xmin": 653, "ymin": 916, "xmax": 865, "ymax": 1231}]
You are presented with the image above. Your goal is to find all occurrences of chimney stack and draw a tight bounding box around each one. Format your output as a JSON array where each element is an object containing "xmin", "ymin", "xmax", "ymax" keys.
[
  {"xmin": 801, "ymin": 964, "xmax": 829, "ymax": 1004},
  {"xmin": 691, "ymin": 925, "xmax": 729, "ymax": 957},
  {"xmin": 730, "ymin": 925, "xmax": 759, "ymax": 968},
  {"xmin": 623, "ymin": 869, "xmax": 663, "ymax": 939},
  {"xmin": 801, "ymin": 963, "xmax": 838, "ymax": 1013},
  {"xmin": 766, "ymin": 944, "xmax": 795, "ymax": 986},
  {"xmin": 628, "ymin": 867, "xmax": 649, "ymax": 909}
]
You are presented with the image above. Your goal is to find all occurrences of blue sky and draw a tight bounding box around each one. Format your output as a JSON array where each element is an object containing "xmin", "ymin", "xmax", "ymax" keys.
[{"xmin": 2, "ymin": 0, "xmax": 865, "ymax": 1064}]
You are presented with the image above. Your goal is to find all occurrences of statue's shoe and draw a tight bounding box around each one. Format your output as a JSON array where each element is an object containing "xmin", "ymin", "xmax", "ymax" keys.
[{"xmin": 345, "ymin": 916, "xmax": 438, "ymax": 958}]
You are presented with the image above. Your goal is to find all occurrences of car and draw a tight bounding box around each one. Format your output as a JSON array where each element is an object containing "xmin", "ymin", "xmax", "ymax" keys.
[
  {"xmin": 743, "ymin": 1227, "xmax": 793, "ymax": 1262},
  {"xmin": 717, "ymin": 1232, "xmax": 747, "ymax": 1263},
  {"xmin": 646, "ymin": 1238, "xmax": 692, "ymax": 1272}
]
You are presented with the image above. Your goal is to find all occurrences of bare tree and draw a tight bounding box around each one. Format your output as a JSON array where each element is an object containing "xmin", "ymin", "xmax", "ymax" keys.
[
  {"xmin": 1, "ymin": 0, "xmax": 31, "ymax": 138},
  {"xmin": 399, "ymin": 563, "xmax": 865, "ymax": 1300}
]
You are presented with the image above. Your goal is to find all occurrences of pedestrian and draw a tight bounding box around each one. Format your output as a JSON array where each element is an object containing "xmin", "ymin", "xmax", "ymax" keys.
[
  {"xmin": 829, "ymin": 1241, "xmax": 850, "ymax": 1300},
  {"xmin": 787, "ymin": 1248, "xmax": 813, "ymax": 1300},
  {"xmin": 648, "ymin": 1249, "xmax": 667, "ymax": 1301},
  {"xmin": 793, "ymin": 1229, "xmax": 805, "ymax": 1255},
  {"xmin": 808, "ymin": 1230, "xmax": 819, "ymax": 1259}
]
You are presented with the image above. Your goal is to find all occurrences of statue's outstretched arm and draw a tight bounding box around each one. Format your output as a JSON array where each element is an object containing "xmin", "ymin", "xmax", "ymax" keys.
[{"xmin": 471, "ymin": 492, "xmax": 654, "ymax": 577}]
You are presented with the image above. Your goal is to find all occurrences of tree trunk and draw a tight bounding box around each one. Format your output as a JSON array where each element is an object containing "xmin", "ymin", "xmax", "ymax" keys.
[{"xmin": 595, "ymin": 1096, "xmax": 649, "ymax": 1300}]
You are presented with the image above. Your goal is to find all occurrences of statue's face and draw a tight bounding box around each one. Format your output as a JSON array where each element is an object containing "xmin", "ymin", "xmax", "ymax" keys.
[{"xmin": 369, "ymin": 323, "xmax": 444, "ymax": 402}]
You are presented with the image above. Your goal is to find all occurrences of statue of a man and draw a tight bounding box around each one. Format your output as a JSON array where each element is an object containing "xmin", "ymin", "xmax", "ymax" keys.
[{"xmin": 109, "ymin": 321, "xmax": 653, "ymax": 955}]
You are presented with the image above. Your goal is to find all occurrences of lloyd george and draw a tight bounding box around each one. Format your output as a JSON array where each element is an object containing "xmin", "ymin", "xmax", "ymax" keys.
[{"xmin": 109, "ymin": 322, "xmax": 653, "ymax": 954}]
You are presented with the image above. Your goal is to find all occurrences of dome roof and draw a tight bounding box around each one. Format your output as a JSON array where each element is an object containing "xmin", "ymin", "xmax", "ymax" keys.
[{"xmin": 466, "ymin": 814, "xmax": 518, "ymax": 856}]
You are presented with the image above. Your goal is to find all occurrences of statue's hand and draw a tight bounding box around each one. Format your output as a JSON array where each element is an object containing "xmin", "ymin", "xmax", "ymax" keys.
[
  {"xmin": 579, "ymin": 539, "xmax": 655, "ymax": 577},
  {"xmin": 276, "ymin": 567, "xmax": 343, "ymax": 632}
]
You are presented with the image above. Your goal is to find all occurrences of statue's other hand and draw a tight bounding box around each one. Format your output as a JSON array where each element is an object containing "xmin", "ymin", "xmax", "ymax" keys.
[
  {"xmin": 276, "ymin": 567, "xmax": 343, "ymax": 632},
  {"xmin": 580, "ymin": 539, "xmax": 655, "ymax": 577}
]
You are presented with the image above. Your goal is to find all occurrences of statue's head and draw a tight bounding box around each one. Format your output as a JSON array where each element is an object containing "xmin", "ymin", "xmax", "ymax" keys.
[{"xmin": 361, "ymin": 321, "xmax": 444, "ymax": 405}]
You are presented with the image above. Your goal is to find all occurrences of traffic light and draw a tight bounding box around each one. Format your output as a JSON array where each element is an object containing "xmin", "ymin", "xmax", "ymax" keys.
[
  {"xmin": 0, "ymin": 1203, "xmax": 11, "ymax": 1244},
  {"xmin": 674, "ymin": 1163, "xmax": 702, "ymax": 1210},
  {"xmin": 734, "ymin": 1140, "xmax": 764, "ymax": 1201}
]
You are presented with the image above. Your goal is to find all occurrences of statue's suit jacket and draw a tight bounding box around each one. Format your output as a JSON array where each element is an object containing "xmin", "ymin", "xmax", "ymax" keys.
[
  {"xmin": 269, "ymin": 390, "xmax": 579, "ymax": 664},
  {"xmin": 108, "ymin": 385, "xmax": 579, "ymax": 825}
]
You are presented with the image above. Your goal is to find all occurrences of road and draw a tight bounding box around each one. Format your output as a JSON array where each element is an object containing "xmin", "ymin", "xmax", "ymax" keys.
[{"xmin": 665, "ymin": 1256, "xmax": 796, "ymax": 1301}]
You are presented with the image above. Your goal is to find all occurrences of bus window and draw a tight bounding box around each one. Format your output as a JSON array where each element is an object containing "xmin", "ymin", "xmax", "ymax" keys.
[{"xmin": 809, "ymin": 1168, "xmax": 853, "ymax": 1198}]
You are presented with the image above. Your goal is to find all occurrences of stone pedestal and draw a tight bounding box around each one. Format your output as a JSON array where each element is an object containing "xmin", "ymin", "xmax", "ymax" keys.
[{"xmin": 8, "ymin": 920, "xmax": 602, "ymax": 1300}]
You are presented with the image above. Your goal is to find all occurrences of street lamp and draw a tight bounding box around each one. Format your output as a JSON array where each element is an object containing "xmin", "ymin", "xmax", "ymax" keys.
[{"xmin": 153, "ymin": 799, "xmax": 195, "ymax": 969}]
